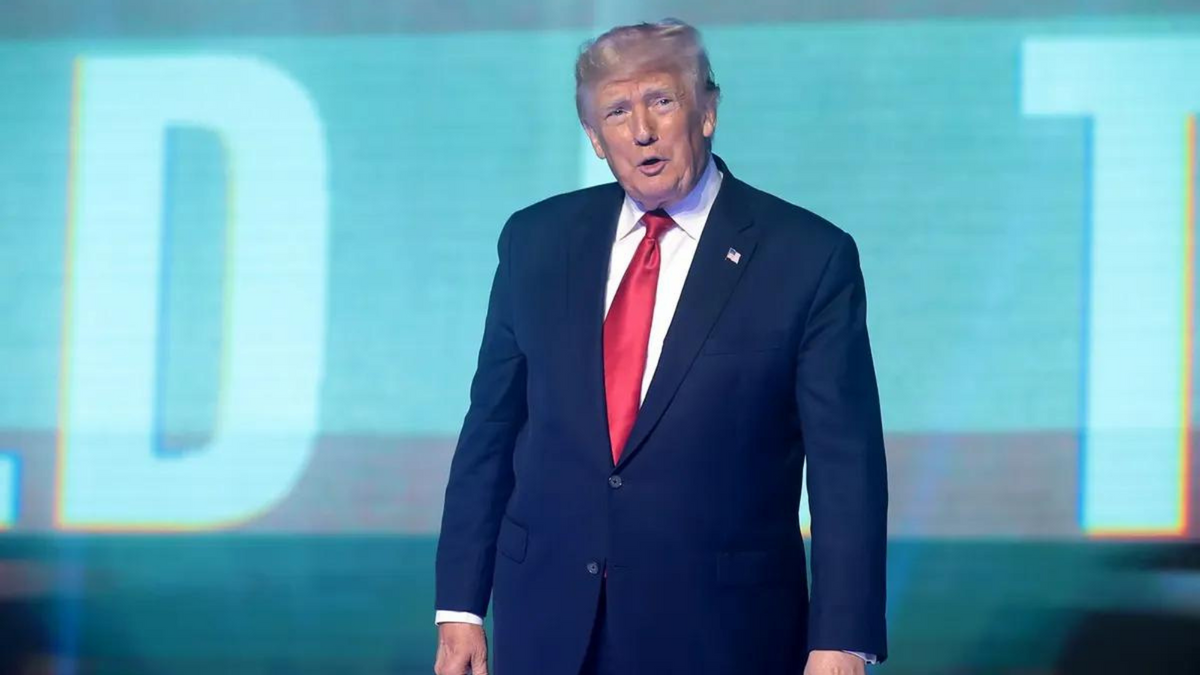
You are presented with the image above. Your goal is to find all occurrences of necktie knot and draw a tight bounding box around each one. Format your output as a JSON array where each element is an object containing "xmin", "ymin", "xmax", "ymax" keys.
[{"xmin": 640, "ymin": 209, "xmax": 675, "ymax": 242}]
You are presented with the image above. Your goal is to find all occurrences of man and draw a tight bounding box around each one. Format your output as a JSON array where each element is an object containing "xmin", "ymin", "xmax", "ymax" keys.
[{"xmin": 434, "ymin": 19, "xmax": 887, "ymax": 675}]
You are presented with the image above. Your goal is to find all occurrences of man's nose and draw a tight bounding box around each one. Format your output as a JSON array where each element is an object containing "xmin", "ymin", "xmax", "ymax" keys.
[{"xmin": 631, "ymin": 109, "xmax": 656, "ymax": 146}]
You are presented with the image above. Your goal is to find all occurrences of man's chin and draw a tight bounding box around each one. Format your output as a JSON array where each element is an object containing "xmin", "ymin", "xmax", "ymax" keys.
[{"xmin": 624, "ymin": 182, "xmax": 682, "ymax": 211}]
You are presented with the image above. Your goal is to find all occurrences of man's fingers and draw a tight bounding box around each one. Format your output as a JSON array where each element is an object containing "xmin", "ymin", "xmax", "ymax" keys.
[
  {"xmin": 433, "ymin": 648, "xmax": 468, "ymax": 675},
  {"xmin": 470, "ymin": 648, "xmax": 490, "ymax": 675}
]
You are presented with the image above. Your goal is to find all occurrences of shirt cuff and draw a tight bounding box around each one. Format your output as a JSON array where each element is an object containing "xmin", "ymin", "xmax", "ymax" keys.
[
  {"xmin": 843, "ymin": 650, "xmax": 877, "ymax": 664},
  {"xmin": 435, "ymin": 610, "xmax": 484, "ymax": 625}
]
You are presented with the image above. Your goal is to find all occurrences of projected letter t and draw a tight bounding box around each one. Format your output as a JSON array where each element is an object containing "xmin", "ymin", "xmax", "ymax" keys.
[{"xmin": 1023, "ymin": 38, "xmax": 1197, "ymax": 536}]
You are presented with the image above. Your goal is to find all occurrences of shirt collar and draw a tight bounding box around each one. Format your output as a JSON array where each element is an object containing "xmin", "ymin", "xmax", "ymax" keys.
[{"xmin": 616, "ymin": 154, "xmax": 723, "ymax": 242}]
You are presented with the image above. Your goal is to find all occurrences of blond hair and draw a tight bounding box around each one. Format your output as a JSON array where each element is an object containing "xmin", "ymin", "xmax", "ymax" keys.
[{"xmin": 574, "ymin": 18, "xmax": 720, "ymax": 124}]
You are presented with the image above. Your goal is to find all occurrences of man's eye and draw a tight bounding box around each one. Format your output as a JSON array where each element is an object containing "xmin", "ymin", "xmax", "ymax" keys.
[
  {"xmin": 606, "ymin": 108, "xmax": 626, "ymax": 118},
  {"xmin": 655, "ymin": 97, "xmax": 673, "ymax": 106}
]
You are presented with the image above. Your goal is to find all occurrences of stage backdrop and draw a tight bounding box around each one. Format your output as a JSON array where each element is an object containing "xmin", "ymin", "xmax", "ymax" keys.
[{"xmin": 0, "ymin": 1, "xmax": 1197, "ymax": 673}]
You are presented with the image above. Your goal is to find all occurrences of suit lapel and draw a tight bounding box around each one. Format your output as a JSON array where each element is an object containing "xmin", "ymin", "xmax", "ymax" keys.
[
  {"xmin": 566, "ymin": 183, "xmax": 624, "ymax": 468},
  {"xmin": 615, "ymin": 162, "xmax": 759, "ymax": 471}
]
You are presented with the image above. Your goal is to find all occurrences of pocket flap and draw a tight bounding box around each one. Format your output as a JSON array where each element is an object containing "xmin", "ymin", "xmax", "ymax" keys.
[
  {"xmin": 702, "ymin": 330, "xmax": 784, "ymax": 355},
  {"xmin": 717, "ymin": 548, "xmax": 787, "ymax": 587},
  {"xmin": 496, "ymin": 515, "xmax": 528, "ymax": 563}
]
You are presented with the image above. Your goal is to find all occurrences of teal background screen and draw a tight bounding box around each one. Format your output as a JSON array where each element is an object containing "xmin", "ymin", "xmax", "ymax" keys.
[{"xmin": 0, "ymin": 1, "xmax": 1197, "ymax": 673}]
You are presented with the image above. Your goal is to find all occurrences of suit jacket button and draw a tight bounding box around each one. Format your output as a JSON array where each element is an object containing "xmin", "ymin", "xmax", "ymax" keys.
[
  {"xmin": 587, "ymin": 562, "xmax": 600, "ymax": 575},
  {"xmin": 608, "ymin": 475, "xmax": 623, "ymax": 489}
]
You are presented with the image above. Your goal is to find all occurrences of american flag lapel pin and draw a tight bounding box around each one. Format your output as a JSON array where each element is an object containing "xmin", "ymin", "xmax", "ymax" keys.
[{"xmin": 725, "ymin": 247, "xmax": 742, "ymax": 264}]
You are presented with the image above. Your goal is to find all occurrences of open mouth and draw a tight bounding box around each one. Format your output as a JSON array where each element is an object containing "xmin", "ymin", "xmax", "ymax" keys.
[{"xmin": 638, "ymin": 157, "xmax": 668, "ymax": 174}]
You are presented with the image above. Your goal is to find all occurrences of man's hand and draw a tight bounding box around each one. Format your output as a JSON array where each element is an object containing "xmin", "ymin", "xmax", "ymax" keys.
[
  {"xmin": 434, "ymin": 622, "xmax": 489, "ymax": 675},
  {"xmin": 804, "ymin": 650, "xmax": 867, "ymax": 675}
]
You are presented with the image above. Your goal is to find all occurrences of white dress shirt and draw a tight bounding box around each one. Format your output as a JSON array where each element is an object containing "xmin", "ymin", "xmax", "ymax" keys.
[{"xmin": 434, "ymin": 156, "xmax": 873, "ymax": 665}]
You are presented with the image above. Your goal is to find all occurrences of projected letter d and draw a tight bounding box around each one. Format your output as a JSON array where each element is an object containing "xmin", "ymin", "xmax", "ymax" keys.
[{"xmin": 59, "ymin": 56, "xmax": 328, "ymax": 530}]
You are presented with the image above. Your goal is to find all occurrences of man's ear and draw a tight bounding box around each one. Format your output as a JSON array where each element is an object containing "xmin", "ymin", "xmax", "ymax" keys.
[
  {"xmin": 583, "ymin": 123, "xmax": 606, "ymax": 160},
  {"xmin": 702, "ymin": 101, "xmax": 718, "ymax": 139}
]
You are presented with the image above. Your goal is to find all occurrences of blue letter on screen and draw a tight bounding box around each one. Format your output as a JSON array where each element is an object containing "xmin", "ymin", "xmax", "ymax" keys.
[{"xmin": 59, "ymin": 56, "xmax": 329, "ymax": 530}]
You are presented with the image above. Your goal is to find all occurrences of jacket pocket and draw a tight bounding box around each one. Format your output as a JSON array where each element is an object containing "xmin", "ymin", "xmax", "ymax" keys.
[
  {"xmin": 701, "ymin": 330, "xmax": 785, "ymax": 355},
  {"xmin": 717, "ymin": 548, "xmax": 787, "ymax": 587},
  {"xmin": 496, "ymin": 514, "xmax": 528, "ymax": 564}
]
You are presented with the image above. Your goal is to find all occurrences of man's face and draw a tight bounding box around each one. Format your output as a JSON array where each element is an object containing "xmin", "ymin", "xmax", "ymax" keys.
[{"xmin": 583, "ymin": 70, "xmax": 716, "ymax": 210}]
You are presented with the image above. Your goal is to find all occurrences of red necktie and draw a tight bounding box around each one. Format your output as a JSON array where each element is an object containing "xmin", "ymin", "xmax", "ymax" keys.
[{"xmin": 603, "ymin": 209, "xmax": 676, "ymax": 465}]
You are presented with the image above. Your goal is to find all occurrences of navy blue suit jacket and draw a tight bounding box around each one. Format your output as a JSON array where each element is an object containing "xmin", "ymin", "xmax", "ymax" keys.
[{"xmin": 436, "ymin": 156, "xmax": 888, "ymax": 674}]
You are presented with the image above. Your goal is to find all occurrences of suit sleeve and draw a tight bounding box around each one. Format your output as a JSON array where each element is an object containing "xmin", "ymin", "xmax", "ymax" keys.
[
  {"xmin": 434, "ymin": 214, "xmax": 527, "ymax": 618},
  {"xmin": 795, "ymin": 230, "xmax": 889, "ymax": 661}
]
